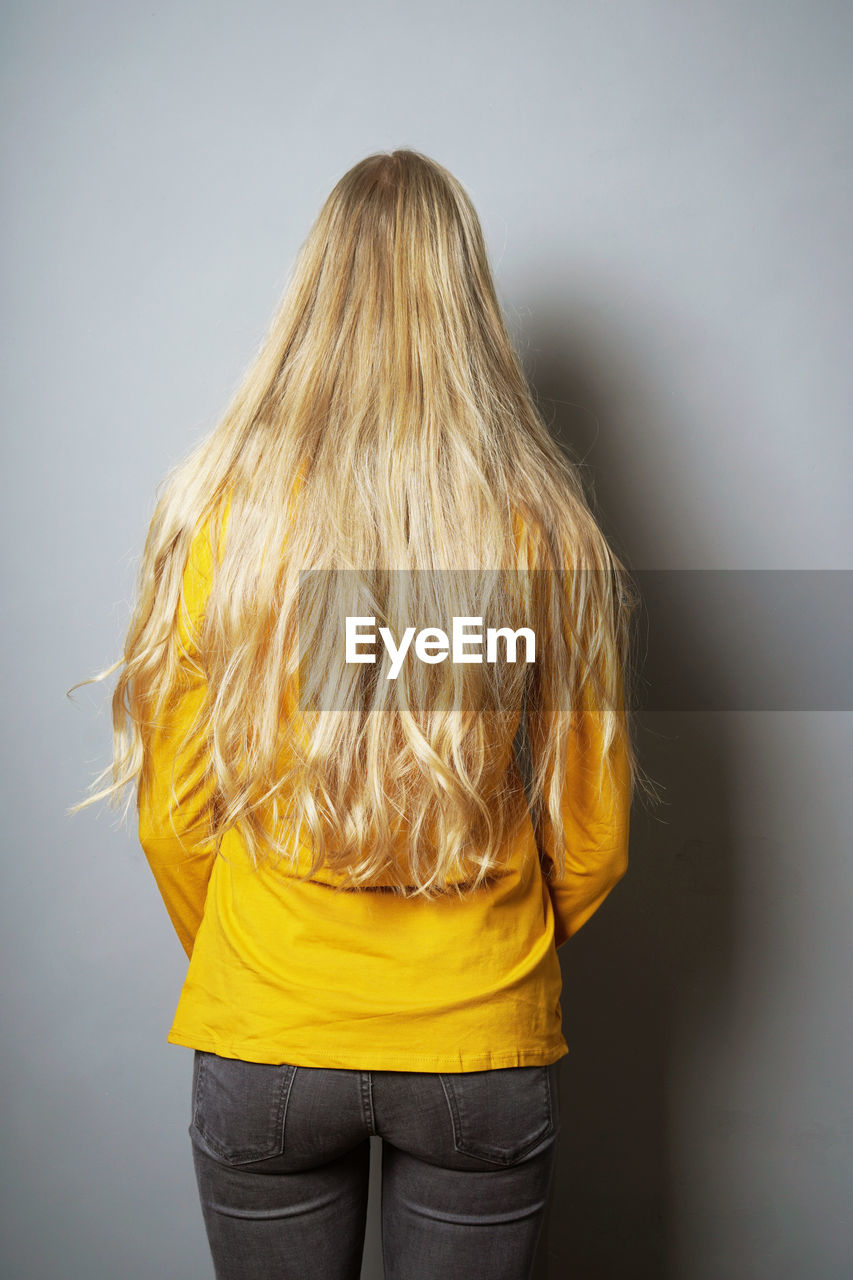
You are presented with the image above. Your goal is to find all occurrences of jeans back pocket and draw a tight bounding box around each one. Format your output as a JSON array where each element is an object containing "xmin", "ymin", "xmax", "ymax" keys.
[
  {"xmin": 438, "ymin": 1063, "xmax": 558, "ymax": 1166},
  {"xmin": 190, "ymin": 1050, "xmax": 298, "ymax": 1166}
]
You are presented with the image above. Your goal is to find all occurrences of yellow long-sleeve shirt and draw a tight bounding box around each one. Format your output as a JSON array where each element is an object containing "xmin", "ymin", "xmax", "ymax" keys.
[{"xmin": 137, "ymin": 504, "xmax": 631, "ymax": 1071}]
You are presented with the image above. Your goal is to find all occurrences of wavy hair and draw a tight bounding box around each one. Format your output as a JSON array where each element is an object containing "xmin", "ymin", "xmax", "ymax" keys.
[{"xmin": 70, "ymin": 148, "xmax": 656, "ymax": 897}]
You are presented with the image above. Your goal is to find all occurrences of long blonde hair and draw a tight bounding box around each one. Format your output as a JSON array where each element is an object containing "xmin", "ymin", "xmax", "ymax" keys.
[{"xmin": 70, "ymin": 148, "xmax": 654, "ymax": 896}]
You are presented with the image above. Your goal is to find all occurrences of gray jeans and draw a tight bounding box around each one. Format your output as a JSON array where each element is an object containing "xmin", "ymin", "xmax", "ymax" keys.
[{"xmin": 189, "ymin": 1050, "xmax": 561, "ymax": 1280}]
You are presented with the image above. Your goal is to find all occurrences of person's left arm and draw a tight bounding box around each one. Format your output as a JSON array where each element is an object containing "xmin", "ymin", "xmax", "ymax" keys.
[{"xmin": 137, "ymin": 518, "xmax": 220, "ymax": 960}]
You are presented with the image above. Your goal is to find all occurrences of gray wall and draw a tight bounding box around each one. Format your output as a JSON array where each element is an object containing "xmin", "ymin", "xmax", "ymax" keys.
[{"xmin": 3, "ymin": 1, "xmax": 851, "ymax": 1277}]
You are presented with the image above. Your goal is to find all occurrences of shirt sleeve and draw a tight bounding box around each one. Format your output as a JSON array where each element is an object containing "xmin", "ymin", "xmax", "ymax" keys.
[
  {"xmin": 137, "ymin": 518, "xmax": 220, "ymax": 960},
  {"xmin": 527, "ymin": 668, "xmax": 632, "ymax": 950}
]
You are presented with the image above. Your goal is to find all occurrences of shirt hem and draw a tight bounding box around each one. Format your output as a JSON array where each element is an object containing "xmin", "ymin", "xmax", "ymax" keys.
[{"xmin": 167, "ymin": 1028, "xmax": 570, "ymax": 1071}]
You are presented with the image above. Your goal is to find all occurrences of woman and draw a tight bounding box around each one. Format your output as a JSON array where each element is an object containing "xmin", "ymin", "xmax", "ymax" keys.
[{"xmin": 72, "ymin": 149, "xmax": 651, "ymax": 1280}]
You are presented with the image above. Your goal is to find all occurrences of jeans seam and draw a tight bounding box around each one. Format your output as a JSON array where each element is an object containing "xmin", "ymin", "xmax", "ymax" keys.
[
  {"xmin": 437, "ymin": 1073, "xmax": 461, "ymax": 1148},
  {"xmin": 360, "ymin": 1070, "xmax": 376, "ymax": 1135}
]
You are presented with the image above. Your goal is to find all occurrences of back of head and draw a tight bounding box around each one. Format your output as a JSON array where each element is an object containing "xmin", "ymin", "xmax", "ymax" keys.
[{"xmin": 89, "ymin": 148, "xmax": 646, "ymax": 894}]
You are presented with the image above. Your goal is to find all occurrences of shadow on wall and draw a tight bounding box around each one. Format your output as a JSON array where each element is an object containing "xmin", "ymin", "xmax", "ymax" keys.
[{"xmin": 523, "ymin": 319, "xmax": 735, "ymax": 1280}]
